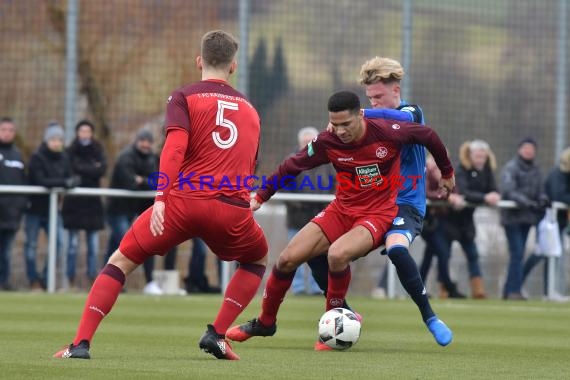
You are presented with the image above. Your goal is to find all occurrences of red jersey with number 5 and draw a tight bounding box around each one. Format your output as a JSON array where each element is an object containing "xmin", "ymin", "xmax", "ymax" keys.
[{"xmin": 164, "ymin": 79, "xmax": 260, "ymax": 202}]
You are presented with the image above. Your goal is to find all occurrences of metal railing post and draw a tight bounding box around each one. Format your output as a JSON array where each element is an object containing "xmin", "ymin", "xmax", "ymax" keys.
[{"xmin": 47, "ymin": 189, "xmax": 59, "ymax": 293}]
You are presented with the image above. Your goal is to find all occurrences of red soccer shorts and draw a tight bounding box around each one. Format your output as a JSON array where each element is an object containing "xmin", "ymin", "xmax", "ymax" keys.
[
  {"xmin": 310, "ymin": 200, "xmax": 396, "ymax": 249},
  {"xmin": 119, "ymin": 194, "xmax": 268, "ymax": 264}
]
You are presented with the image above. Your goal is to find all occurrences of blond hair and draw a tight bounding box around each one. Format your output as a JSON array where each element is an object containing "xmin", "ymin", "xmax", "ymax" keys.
[
  {"xmin": 459, "ymin": 139, "xmax": 497, "ymax": 170},
  {"xmin": 358, "ymin": 56, "xmax": 405, "ymax": 85}
]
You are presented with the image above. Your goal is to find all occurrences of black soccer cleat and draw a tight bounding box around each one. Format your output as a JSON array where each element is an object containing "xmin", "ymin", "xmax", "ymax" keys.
[
  {"xmin": 225, "ymin": 318, "xmax": 277, "ymax": 342},
  {"xmin": 53, "ymin": 340, "xmax": 91, "ymax": 359},
  {"xmin": 199, "ymin": 324, "xmax": 240, "ymax": 360}
]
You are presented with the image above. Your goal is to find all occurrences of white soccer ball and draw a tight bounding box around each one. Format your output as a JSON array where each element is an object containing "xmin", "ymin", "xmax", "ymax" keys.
[{"xmin": 318, "ymin": 308, "xmax": 361, "ymax": 350}]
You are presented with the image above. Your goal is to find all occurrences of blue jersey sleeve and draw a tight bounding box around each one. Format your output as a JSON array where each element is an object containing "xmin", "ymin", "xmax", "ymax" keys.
[{"xmin": 362, "ymin": 108, "xmax": 414, "ymax": 122}]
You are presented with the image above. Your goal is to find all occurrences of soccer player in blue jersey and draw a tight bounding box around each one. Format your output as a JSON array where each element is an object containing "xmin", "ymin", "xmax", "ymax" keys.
[{"xmin": 360, "ymin": 57, "xmax": 428, "ymax": 253}]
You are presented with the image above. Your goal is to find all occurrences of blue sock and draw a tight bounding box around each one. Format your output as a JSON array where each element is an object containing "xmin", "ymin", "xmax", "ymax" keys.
[{"xmin": 387, "ymin": 245, "xmax": 435, "ymax": 322}]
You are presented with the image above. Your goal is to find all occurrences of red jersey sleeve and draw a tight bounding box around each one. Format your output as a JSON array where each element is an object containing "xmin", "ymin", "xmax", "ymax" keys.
[
  {"xmin": 154, "ymin": 127, "xmax": 188, "ymax": 202},
  {"xmin": 256, "ymin": 133, "xmax": 330, "ymax": 202},
  {"xmin": 165, "ymin": 90, "xmax": 191, "ymax": 132},
  {"xmin": 368, "ymin": 119, "xmax": 454, "ymax": 178}
]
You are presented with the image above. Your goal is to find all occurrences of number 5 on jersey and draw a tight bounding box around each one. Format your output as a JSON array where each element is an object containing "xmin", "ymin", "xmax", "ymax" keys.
[{"xmin": 213, "ymin": 100, "xmax": 239, "ymax": 149}]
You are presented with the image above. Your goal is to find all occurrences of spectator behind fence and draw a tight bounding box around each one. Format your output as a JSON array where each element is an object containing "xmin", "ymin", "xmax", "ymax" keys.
[
  {"xmin": 419, "ymin": 153, "xmax": 464, "ymax": 298},
  {"xmin": 500, "ymin": 137, "xmax": 549, "ymax": 300},
  {"xmin": 287, "ymin": 126, "xmax": 330, "ymax": 295},
  {"xmin": 0, "ymin": 117, "xmax": 27, "ymax": 291},
  {"xmin": 445, "ymin": 140, "xmax": 500, "ymax": 299},
  {"xmin": 25, "ymin": 122, "xmax": 80, "ymax": 291},
  {"xmin": 105, "ymin": 128, "xmax": 160, "ymax": 294},
  {"xmin": 62, "ymin": 120, "xmax": 107, "ymax": 290},
  {"xmin": 522, "ymin": 146, "xmax": 570, "ymax": 298}
]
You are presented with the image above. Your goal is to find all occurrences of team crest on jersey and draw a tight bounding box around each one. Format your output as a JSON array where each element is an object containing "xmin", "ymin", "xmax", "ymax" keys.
[
  {"xmin": 355, "ymin": 164, "xmax": 382, "ymax": 187},
  {"xmin": 376, "ymin": 146, "xmax": 388, "ymax": 159},
  {"xmin": 391, "ymin": 124, "xmax": 401, "ymax": 130}
]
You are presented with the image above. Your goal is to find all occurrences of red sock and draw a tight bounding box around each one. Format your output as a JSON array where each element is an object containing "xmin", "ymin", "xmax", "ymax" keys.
[
  {"xmin": 259, "ymin": 266, "xmax": 295, "ymax": 327},
  {"xmin": 326, "ymin": 266, "xmax": 351, "ymax": 311},
  {"xmin": 73, "ymin": 264, "xmax": 125, "ymax": 345},
  {"xmin": 212, "ymin": 263, "xmax": 265, "ymax": 335}
]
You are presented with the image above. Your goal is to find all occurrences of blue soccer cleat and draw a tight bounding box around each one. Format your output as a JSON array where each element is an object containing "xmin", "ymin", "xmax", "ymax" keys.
[{"xmin": 426, "ymin": 316, "xmax": 453, "ymax": 346}]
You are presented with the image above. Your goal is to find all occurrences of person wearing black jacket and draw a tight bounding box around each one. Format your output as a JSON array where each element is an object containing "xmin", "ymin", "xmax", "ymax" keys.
[
  {"xmin": 24, "ymin": 122, "xmax": 80, "ymax": 290},
  {"xmin": 446, "ymin": 140, "xmax": 501, "ymax": 299},
  {"xmin": 62, "ymin": 120, "xmax": 107, "ymax": 288},
  {"xmin": 500, "ymin": 137, "xmax": 549, "ymax": 300},
  {"xmin": 0, "ymin": 117, "xmax": 27, "ymax": 290},
  {"xmin": 104, "ymin": 129, "xmax": 160, "ymax": 294}
]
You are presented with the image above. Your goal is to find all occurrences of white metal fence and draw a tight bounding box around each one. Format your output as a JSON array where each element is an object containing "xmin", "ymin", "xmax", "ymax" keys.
[{"xmin": 0, "ymin": 185, "xmax": 567, "ymax": 298}]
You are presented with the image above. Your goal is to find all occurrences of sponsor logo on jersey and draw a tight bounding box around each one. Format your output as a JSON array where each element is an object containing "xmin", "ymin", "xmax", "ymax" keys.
[
  {"xmin": 391, "ymin": 124, "xmax": 401, "ymax": 130},
  {"xmin": 337, "ymin": 157, "xmax": 354, "ymax": 162},
  {"xmin": 315, "ymin": 211, "xmax": 326, "ymax": 218},
  {"xmin": 392, "ymin": 217, "xmax": 405, "ymax": 226},
  {"xmin": 355, "ymin": 164, "xmax": 382, "ymax": 187},
  {"xmin": 376, "ymin": 146, "xmax": 388, "ymax": 159}
]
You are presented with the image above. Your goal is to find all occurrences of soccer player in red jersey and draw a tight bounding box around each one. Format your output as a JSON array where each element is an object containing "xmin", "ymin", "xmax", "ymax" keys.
[
  {"xmin": 227, "ymin": 90, "xmax": 455, "ymax": 348},
  {"xmin": 53, "ymin": 30, "xmax": 268, "ymax": 361}
]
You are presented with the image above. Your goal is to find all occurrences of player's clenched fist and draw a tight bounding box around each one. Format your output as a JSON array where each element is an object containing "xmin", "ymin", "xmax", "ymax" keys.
[
  {"xmin": 439, "ymin": 175, "xmax": 455, "ymax": 199},
  {"xmin": 150, "ymin": 201, "xmax": 166, "ymax": 236}
]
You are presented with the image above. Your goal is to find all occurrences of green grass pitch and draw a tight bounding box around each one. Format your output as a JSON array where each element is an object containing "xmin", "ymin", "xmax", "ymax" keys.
[{"xmin": 1, "ymin": 292, "xmax": 569, "ymax": 379}]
